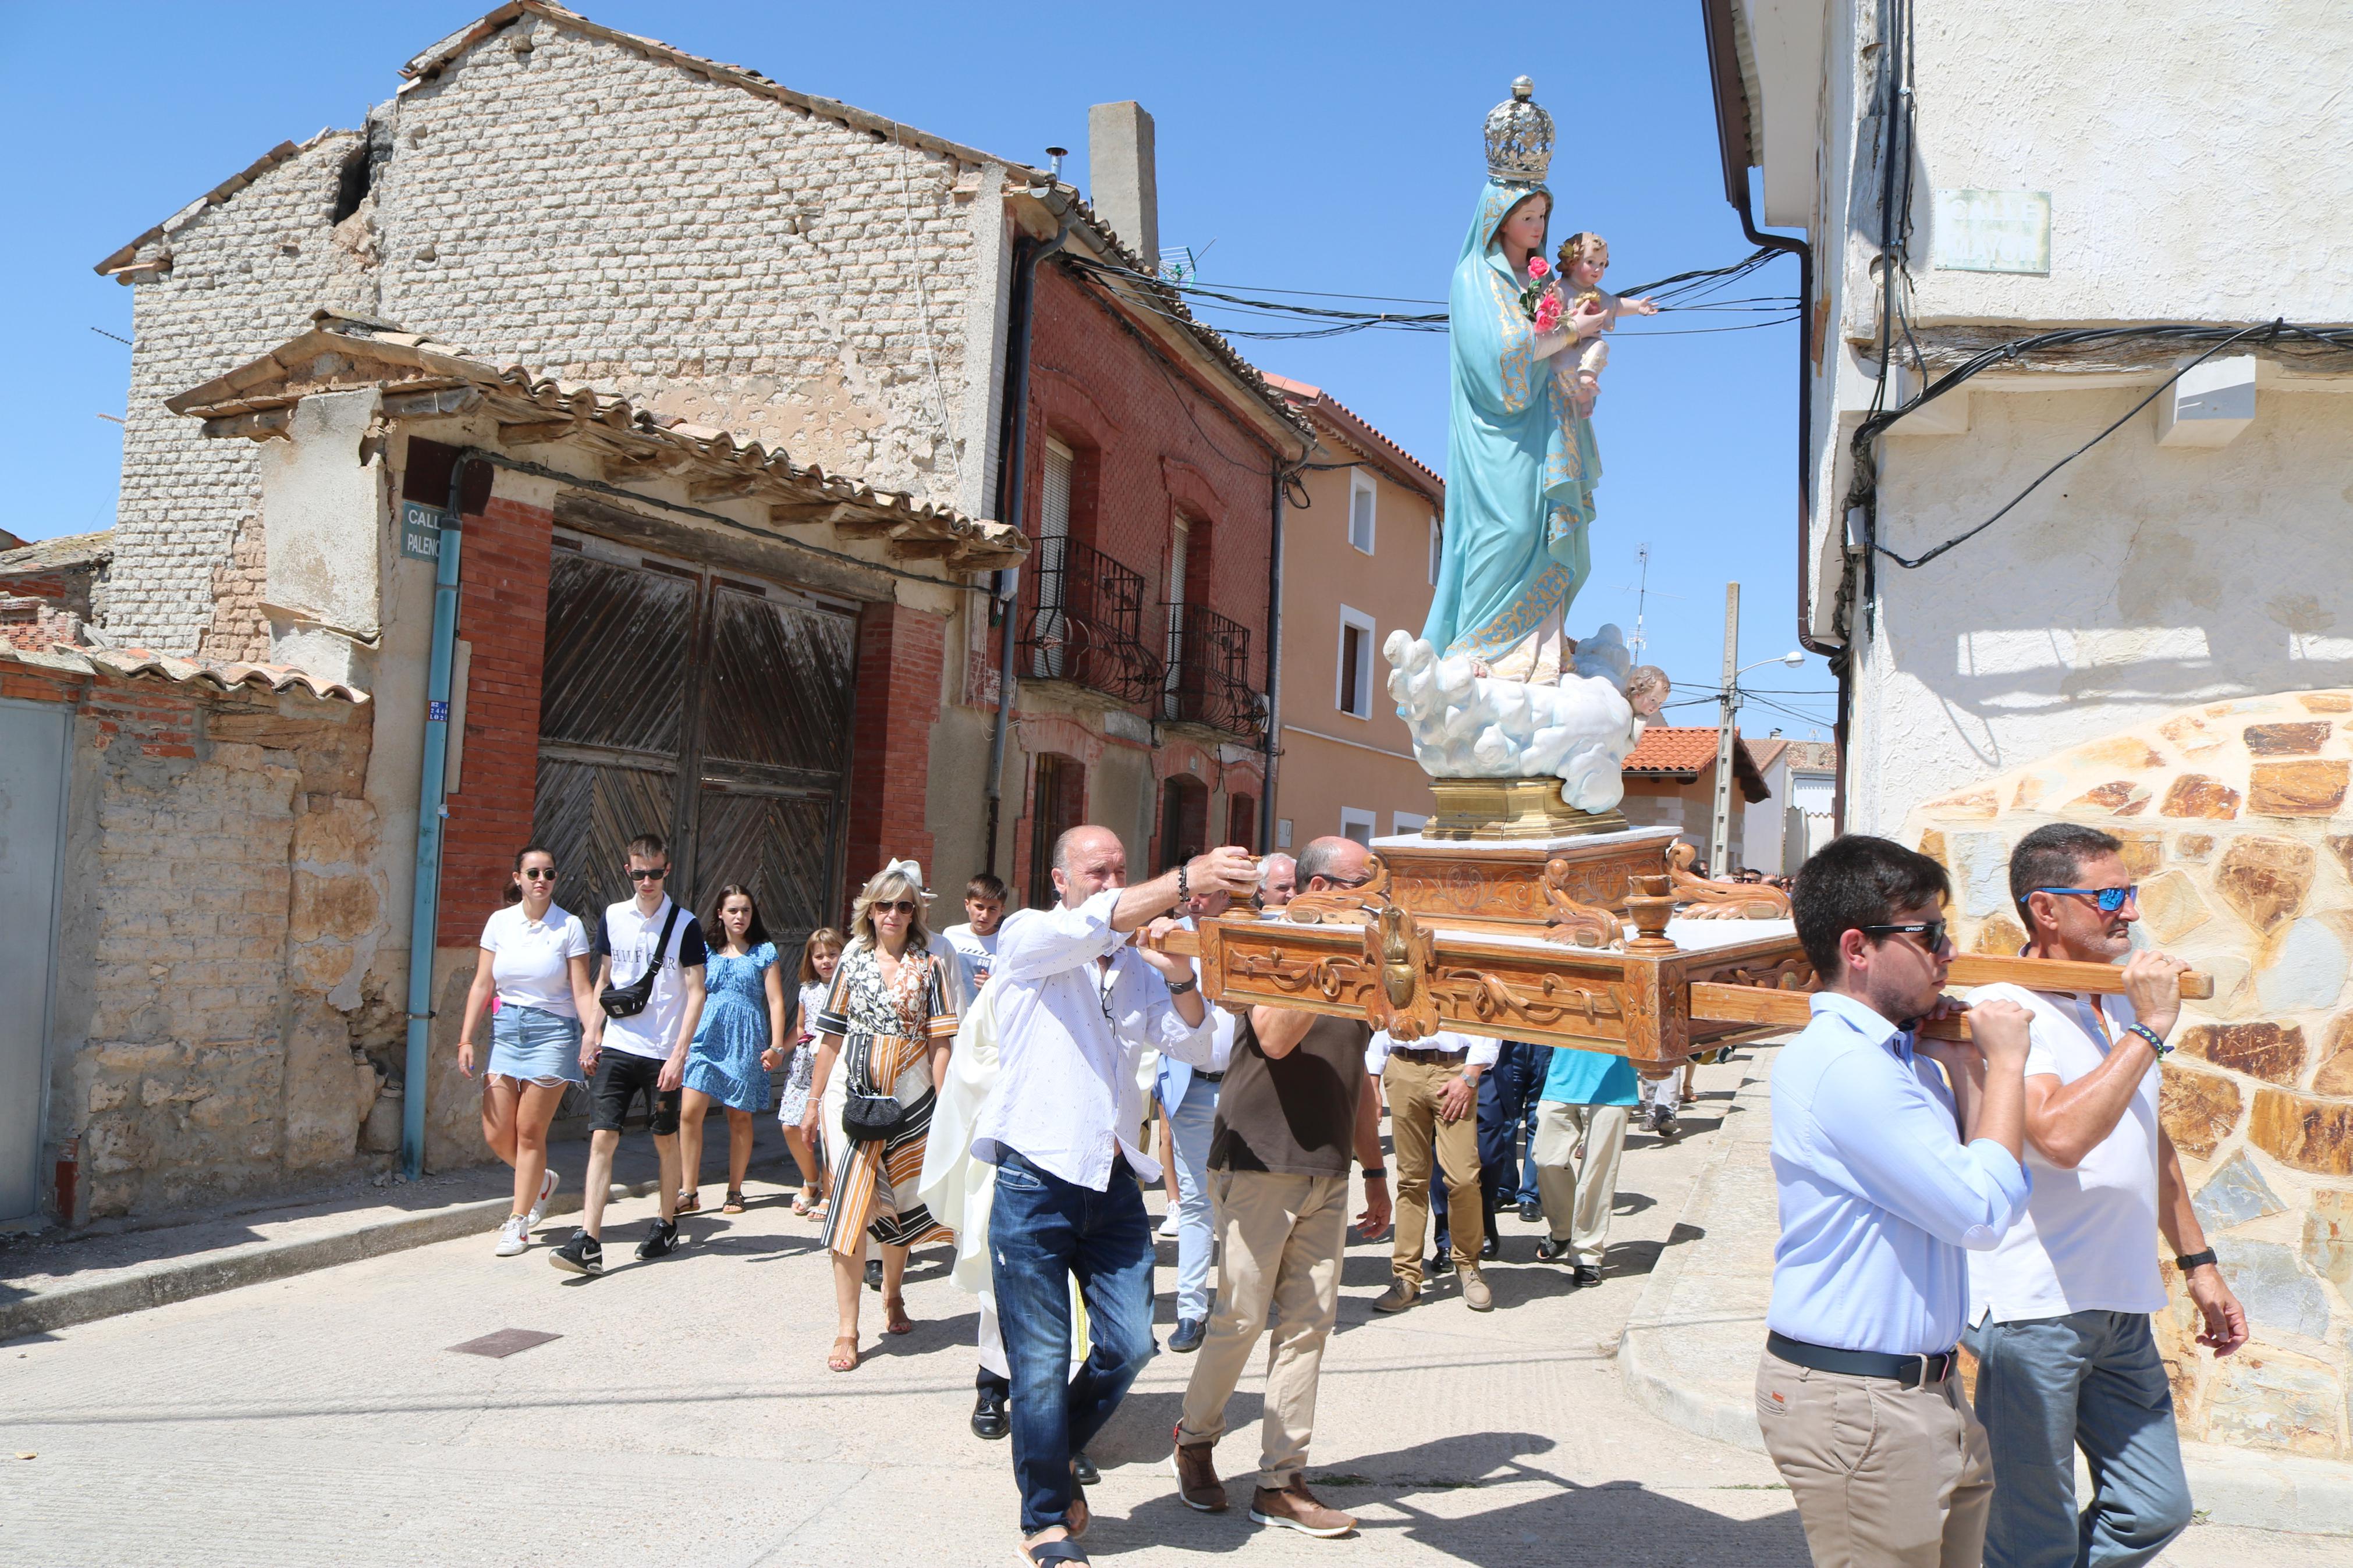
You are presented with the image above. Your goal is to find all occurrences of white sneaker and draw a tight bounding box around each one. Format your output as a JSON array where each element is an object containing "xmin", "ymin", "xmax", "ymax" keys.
[
  {"xmin": 1158, "ymin": 1213, "xmax": 1181, "ymax": 1239},
  {"xmin": 495, "ymin": 1214, "xmax": 531, "ymax": 1257},
  {"xmin": 528, "ymin": 1168, "xmax": 559, "ymax": 1228}
]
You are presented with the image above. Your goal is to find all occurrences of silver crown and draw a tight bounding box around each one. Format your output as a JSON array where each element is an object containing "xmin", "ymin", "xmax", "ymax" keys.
[{"xmin": 1484, "ymin": 76, "xmax": 1554, "ymax": 184}]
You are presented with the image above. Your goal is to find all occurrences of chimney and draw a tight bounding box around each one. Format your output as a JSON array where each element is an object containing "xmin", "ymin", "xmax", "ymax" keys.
[{"xmin": 1087, "ymin": 101, "xmax": 1159, "ymax": 267}]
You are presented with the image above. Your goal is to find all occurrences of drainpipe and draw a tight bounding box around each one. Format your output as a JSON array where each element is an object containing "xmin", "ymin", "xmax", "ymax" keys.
[
  {"xmin": 1701, "ymin": 0, "xmax": 1839, "ymax": 829},
  {"xmin": 982, "ymin": 218, "xmax": 1069, "ymax": 878},
  {"xmin": 400, "ymin": 455, "xmax": 473, "ymax": 1179},
  {"xmin": 1258, "ymin": 468, "xmax": 1285, "ymax": 854}
]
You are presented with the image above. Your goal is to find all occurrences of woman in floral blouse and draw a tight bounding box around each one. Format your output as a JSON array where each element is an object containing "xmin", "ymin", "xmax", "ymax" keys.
[{"xmin": 800, "ymin": 859, "xmax": 957, "ymax": 1371}]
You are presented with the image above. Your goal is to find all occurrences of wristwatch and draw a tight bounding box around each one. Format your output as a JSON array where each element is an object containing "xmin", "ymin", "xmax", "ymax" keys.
[
  {"xmin": 1166, "ymin": 976, "xmax": 1198, "ymax": 996},
  {"xmin": 2174, "ymin": 1248, "xmax": 2217, "ymax": 1273},
  {"xmin": 1362, "ymin": 1165, "xmax": 1387, "ymax": 1181}
]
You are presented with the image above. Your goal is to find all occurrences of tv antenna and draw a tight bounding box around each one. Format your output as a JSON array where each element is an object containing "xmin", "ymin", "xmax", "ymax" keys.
[{"xmin": 1614, "ymin": 543, "xmax": 1683, "ymax": 662}]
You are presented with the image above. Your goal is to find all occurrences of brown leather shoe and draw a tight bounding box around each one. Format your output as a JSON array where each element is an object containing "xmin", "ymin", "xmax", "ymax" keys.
[
  {"xmin": 1251, "ymin": 1482, "xmax": 1356, "ymax": 1537},
  {"xmin": 1461, "ymin": 1267, "xmax": 1493, "ymax": 1312},
  {"xmin": 1371, "ymin": 1278, "xmax": 1419, "ymax": 1314},
  {"xmin": 1170, "ymin": 1435, "xmax": 1227, "ymax": 1512}
]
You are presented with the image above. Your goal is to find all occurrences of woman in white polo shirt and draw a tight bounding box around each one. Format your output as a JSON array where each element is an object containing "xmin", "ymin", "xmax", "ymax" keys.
[{"xmin": 457, "ymin": 844, "xmax": 599, "ymax": 1257}]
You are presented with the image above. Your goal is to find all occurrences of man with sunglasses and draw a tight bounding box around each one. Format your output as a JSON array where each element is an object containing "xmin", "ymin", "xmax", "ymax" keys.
[
  {"xmin": 1960, "ymin": 825, "xmax": 2245, "ymax": 1568},
  {"xmin": 551, "ymin": 833, "xmax": 707, "ymax": 1276},
  {"xmin": 1761, "ymin": 834, "xmax": 2036, "ymax": 1567}
]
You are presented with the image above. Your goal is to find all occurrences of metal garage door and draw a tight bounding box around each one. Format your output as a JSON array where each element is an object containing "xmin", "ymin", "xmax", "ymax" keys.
[
  {"xmin": 0, "ymin": 699, "xmax": 68, "ymax": 1224},
  {"xmin": 533, "ymin": 532, "xmax": 856, "ymax": 958}
]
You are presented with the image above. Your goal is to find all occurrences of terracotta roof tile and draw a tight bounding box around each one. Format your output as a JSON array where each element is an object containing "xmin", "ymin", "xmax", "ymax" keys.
[
  {"xmin": 1, "ymin": 641, "xmax": 367, "ymax": 705},
  {"xmin": 1623, "ymin": 726, "xmax": 1770, "ymax": 803}
]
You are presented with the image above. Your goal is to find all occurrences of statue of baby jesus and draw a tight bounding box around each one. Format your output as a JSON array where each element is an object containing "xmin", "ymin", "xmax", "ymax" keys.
[{"xmin": 1551, "ymin": 232, "xmax": 1658, "ymax": 417}]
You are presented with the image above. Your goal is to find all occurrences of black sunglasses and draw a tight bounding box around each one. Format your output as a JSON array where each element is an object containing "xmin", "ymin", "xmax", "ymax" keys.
[
  {"xmin": 1861, "ymin": 920, "xmax": 1950, "ymax": 954},
  {"xmin": 519, "ymin": 867, "xmax": 557, "ymax": 881},
  {"xmin": 876, "ymin": 899, "xmax": 918, "ymax": 915},
  {"xmin": 627, "ymin": 866, "xmax": 668, "ymax": 881}
]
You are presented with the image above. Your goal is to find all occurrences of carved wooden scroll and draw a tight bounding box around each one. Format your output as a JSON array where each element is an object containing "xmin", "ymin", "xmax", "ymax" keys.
[
  {"xmin": 1666, "ymin": 840, "xmax": 1793, "ymax": 917},
  {"xmin": 1541, "ymin": 856, "xmax": 1626, "ymax": 951}
]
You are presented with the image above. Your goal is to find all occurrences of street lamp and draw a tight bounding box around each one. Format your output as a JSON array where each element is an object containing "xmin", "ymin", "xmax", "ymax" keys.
[{"xmin": 1705, "ymin": 584, "xmax": 1810, "ymax": 878}]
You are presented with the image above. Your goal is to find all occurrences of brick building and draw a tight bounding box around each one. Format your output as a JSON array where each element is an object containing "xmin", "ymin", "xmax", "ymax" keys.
[{"xmin": 18, "ymin": 1, "xmax": 1304, "ymax": 1221}]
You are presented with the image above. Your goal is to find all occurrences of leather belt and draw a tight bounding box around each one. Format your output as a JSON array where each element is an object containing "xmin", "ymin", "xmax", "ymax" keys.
[
  {"xmin": 1767, "ymin": 1331, "xmax": 1958, "ymax": 1389},
  {"xmin": 1387, "ymin": 1047, "xmax": 1468, "ymax": 1066},
  {"xmin": 1192, "ymin": 1069, "xmax": 1225, "ymax": 1083}
]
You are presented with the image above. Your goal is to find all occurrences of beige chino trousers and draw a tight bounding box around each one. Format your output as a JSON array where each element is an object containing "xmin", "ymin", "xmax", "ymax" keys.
[
  {"xmin": 1530, "ymin": 1100, "xmax": 1627, "ymax": 1268},
  {"xmin": 1754, "ymin": 1349, "xmax": 1995, "ymax": 1568},
  {"xmin": 1176, "ymin": 1169, "xmax": 1351, "ymax": 1489},
  {"xmin": 1382, "ymin": 1057, "xmax": 1484, "ymax": 1288}
]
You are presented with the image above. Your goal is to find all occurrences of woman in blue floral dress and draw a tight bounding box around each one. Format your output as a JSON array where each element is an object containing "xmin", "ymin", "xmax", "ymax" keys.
[{"xmin": 678, "ymin": 886, "xmax": 786, "ymax": 1215}]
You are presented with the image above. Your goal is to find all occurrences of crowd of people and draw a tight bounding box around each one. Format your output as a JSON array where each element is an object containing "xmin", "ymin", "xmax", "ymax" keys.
[{"xmin": 450, "ymin": 819, "xmax": 2249, "ymax": 1568}]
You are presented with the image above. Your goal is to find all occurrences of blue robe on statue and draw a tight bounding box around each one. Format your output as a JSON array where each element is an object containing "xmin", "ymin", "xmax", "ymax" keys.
[{"xmin": 1421, "ymin": 178, "xmax": 1599, "ymax": 669}]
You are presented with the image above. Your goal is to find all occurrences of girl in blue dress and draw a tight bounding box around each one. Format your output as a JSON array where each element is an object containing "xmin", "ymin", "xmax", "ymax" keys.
[{"xmin": 678, "ymin": 885, "xmax": 786, "ymax": 1216}]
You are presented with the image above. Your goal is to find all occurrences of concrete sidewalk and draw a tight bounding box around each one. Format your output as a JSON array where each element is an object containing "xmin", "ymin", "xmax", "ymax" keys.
[
  {"xmin": 1616, "ymin": 1047, "xmax": 2353, "ymax": 1539},
  {"xmin": 0, "ymin": 1135, "xmax": 804, "ymax": 1342}
]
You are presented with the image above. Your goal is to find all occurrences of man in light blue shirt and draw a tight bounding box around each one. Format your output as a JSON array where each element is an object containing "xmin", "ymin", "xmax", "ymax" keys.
[{"xmin": 1759, "ymin": 834, "xmax": 2037, "ymax": 1568}]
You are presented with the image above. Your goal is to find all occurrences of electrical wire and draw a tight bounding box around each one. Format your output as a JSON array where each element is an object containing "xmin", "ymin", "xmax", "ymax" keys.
[{"xmin": 1866, "ymin": 320, "xmax": 2342, "ymax": 570}]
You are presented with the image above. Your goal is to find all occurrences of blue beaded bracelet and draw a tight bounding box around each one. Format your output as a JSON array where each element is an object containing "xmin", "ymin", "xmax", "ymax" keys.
[{"xmin": 2124, "ymin": 1022, "xmax": 2171, "ymax": 1056}]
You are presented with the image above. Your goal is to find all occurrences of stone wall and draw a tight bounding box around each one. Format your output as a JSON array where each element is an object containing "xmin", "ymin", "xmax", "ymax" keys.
[
  {"xmin": 1904, "ymin": 688, "xmax": 2353, "ymax": 1460},
  {"xmin": 107, "ymin": 9, "xmax": 1003, "ymax": 656},
  {"xmin": 8, "ymin": 652, "xmax": 391, "ymax": 1222}
]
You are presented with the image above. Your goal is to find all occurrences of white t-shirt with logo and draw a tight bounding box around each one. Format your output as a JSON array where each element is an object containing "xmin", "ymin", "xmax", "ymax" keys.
[
  {"xmin": 594, "ymin": 897, "xmax": 709, "ymax": 1059},
  {"xmin": 1967, "ymin": 981, "xmax": 2166, "ymax": 1323},
  {"xmin": 480, "ymin": 902, "xmax": 593, "ymax": 1018},
  {"xmin": 941, "ymin": 922, "xmax": 1000, "ymax": 1012}
]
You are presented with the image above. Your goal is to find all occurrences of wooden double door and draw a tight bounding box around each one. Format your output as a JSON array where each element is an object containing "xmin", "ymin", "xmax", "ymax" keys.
[{"xmin": 533, "ymin": 531, "xmax": 856, "ymax": 958}]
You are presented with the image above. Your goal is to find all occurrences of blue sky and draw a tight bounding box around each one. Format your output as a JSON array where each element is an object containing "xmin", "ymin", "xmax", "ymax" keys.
[{"xmin": 0, "ymin": 1, "xmax": 1832, "ymax": 736}]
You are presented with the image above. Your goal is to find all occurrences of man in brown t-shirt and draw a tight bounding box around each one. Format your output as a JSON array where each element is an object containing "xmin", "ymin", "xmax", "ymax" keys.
[{"xmin": 1169, "ymin": 836, "xmax": 1392, "ymax": 1539}]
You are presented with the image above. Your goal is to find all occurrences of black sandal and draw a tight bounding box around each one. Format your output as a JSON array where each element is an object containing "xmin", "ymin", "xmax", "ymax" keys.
[{"xmin": 1017, "ymin": 1538, "xmax": 1088, "ymax": 1566}]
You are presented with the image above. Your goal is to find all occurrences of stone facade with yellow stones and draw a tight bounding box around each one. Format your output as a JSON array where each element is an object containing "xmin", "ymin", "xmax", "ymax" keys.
[{"xmin": 1904, "ymin": 688, "xmax": 2353, "ymax": 1461}]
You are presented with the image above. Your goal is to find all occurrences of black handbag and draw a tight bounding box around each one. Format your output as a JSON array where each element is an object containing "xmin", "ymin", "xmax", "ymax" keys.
[
  {"xmin": 840, "ymin": 1084, "xmax": 908, "ymax": 1144},
  {"xmin": 599, "ymin": 901, "xmax": 682, "ymax": 1020}
]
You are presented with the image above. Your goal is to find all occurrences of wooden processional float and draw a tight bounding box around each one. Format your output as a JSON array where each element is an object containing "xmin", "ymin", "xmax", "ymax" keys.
[{"xmin": 1149, "ymin": 781, "xmax": 2210, "ymax": 1069}]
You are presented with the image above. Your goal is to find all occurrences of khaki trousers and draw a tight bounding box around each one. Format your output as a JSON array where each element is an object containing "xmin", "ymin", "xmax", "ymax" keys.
[
  {"xmin": 1530, "ymin": 1100, "xmax": 1627, "ymax": 1268},
  {"xmin": 1176, "ymin": 1170, "xmax": 1351, "ymax": 1488},
  {"xmin": 1382, "ymin": 1057, "xmax": 1484, "ymax": 1288},
  {"xmin": 1755, "ymin": 1349, "xmax": 1996, "ymax": 1568}
]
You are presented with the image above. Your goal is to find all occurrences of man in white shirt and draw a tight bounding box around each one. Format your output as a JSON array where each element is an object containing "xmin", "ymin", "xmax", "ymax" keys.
[
  {"xmin": 979, "ymin": 826, "xmax": 1255, "ymax": 1567},
  {"xmin": 1367, "ymin": 1025, "xmax": 1500, "ymax": 1313},
  {"xmin": 550, "ymin": 833, "xmax": 707, "ymax": 1277},
  {"xmin": 942, "ymin": 872, "xmax": 1007, "ymax": 1014},
  {"xmin": 1964, "ymin": 824, "xmax": 2248, "ymax": 1568}
]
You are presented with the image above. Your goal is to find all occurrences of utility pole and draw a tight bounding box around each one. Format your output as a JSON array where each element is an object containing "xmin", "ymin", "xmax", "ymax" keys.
[{"xmin": 1709, "ymin": 582, "xmax": 1740, "ymax": 878}]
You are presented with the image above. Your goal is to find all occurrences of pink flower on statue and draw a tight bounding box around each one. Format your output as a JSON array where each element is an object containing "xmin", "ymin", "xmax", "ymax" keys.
[
  {"xmin": 1527, "ymin": 256, "xmax": 1550, "ymax": 279},
  {"xmin": 1535, "ymin": 291, "xmax": 1563, "ymax": 331}
]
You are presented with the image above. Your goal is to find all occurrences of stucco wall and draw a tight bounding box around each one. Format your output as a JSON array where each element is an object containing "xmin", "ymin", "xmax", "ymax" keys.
[
  {"xmin": 1904, "ymin": 0, "xmax": 2353, "ymax": 328},
  {"xmin": 1849, "ymin": 386, "xmax": 2353, "ymax": 835},
  {"xmin": 1903, "ymin": 691, "xmax": 2353, "ymax": 1459},
  {"xmin": 1275, "ymin": 452, "xmax": 1439, "ymax": 847}
]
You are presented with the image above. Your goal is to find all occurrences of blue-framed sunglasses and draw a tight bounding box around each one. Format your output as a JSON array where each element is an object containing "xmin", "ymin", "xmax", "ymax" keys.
[{"xmin": 2032, "ymin": 886, "xmax": 2138, "ymax": 914}]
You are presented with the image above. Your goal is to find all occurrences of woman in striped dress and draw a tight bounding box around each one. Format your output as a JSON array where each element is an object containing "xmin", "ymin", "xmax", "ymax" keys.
[{"xmin": 800, "ymin": 859, "xmax": 957, "ymax": 1373}]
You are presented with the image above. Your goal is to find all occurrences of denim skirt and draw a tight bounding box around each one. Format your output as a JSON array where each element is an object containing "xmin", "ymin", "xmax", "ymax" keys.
[{"xmin": 487, "ymin": 1003, "xmax": 585, "ymax": 1086}]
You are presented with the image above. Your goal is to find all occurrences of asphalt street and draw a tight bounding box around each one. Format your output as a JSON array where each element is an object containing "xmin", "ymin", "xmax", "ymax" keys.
[{"xmin": 2, "ymin": 1055, "xmax": 2333, "ymax": 1567}]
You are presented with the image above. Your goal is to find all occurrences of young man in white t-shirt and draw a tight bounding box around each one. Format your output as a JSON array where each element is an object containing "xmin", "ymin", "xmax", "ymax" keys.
[
  {"xmin": 1963, "ymin": 824, "xmax": 2248, "ymax": 1568},
  {"xmin": 942, "ymin": 872, "xmax": 1007, "ymax": 1017},
  {"xmin": 550, "ymin": 833, "xmax": 708, "ymax": 1277}
]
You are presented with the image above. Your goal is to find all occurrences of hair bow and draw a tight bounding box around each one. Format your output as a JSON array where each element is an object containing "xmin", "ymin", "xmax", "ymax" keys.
[{"xmin": 881, "ymin": 858, "xmax": 934, "ymax": 898}]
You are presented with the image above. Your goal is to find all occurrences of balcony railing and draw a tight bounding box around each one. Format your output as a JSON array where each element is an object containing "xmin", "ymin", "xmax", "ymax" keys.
[
  {"xmin": 1018, "ymin": 536, "xmax": 1163, "ymax": 705},
  {"xmin": 1161, "ymin": 602, "xmax": 1259, "ymax": 737}
]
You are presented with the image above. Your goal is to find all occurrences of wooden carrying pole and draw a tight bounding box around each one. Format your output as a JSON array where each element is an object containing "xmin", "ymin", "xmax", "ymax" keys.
[{"xmin": 1692, "ymin": 954, "xmax": 2213, "ymax": 1041}]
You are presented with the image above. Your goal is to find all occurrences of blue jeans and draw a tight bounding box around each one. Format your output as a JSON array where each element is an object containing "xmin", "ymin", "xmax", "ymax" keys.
[
  {"xmin": 1165, "ymin": 1075, "xmax": 1219, "ymax": 1321},
  {"xmin": 989, "ymin": 1149, "xmax": 1159, "ymax": 1536},
  {"xmin": 1962, "ymin": 1310, "xmax": 2192, "ymax": 1568},
  {"xmin": 1479, "ymin": 1040, "xmax": 1551, "ymax": 1211}
]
